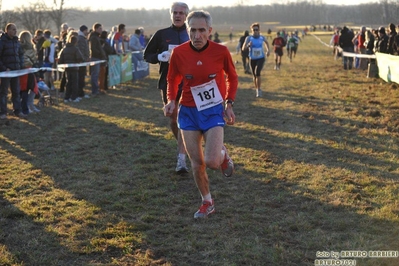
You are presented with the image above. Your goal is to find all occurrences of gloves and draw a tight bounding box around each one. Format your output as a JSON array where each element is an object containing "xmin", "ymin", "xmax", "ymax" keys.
[{"xmin": 157, "ymin": 51, "xmax": 171, "ymax": 62}]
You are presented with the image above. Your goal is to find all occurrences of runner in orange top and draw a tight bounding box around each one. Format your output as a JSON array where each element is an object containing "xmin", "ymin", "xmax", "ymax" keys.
[{"xmin": 164, "ymin": 10, "xmax": 238, "ymax": 219}]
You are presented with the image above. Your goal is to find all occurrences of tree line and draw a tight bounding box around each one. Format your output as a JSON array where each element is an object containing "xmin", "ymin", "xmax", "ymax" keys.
[{"xmin": 1, "ymin": 0, "xmax": 399, "ymax": 35}]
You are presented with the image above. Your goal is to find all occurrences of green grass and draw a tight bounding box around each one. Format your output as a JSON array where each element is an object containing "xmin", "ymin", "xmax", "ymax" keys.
[{"xmin": 1, "ymin": 33, "xmax": 399, "ymax": 265}]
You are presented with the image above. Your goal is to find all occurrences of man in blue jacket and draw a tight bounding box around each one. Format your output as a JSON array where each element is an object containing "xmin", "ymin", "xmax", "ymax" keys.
[
  {"xmin": 0, "ymin": 23, "xmax": 25, "ymax": 119},
  {"xmin": 144, "ymin": 2, "xmax": 190, "ymax": 174}
]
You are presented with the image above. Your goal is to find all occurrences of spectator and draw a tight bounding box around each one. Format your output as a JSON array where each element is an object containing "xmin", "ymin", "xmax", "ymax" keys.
[
  {"xmin": 107, "ymin": 25, "xmax": 118, "ymax": 52},
  {"xmin": 77, "ymin": 25, "xmax": 90, "ymax": 99},
  {"xmin": 19, "ymin": 30, "xmax": 40, "ymax": 114},
  {"xmin": 60, "ymin": 23, "xmax": 68, "ymax": 36},
  {"xmin": 113, "ymin": 24, "xmax": 126, "ymax": 54},
  {"xmin": 365, "ymin": 29, "xmax": 375, "ymax": 54},
  {"xmin": 88, "ymin": 23, "xmax": 107, "ymax": 95},
  {"xmin": 129, "ymin": 28, "xmax": 143, "ymax": 52},
  {"xmin": 33, "ymin": 29, "xmax": 45, "ymax": 79},
  {"xmin": 100, "ymin": 30, "xmax": 114, "ymax": 91},
  {"xmin": 0, "ymin": 23, "xmax": 25, "ymax": 119},
  {"xmin": 57, "ymin": 31, "xmax": 68, "ymax": 97},
  {"xmin": 129, "ymin": 28, "xmax": 144, "ymax": 80},
  {"xmin": 355, "ymin": 26, "xmax": 367, "ymax": 70},
  {"xmin": 376, "ymin": 27, "xmax": 389, "ymax": 54},
  {"xmin": 139, "ymin": 27, "xmax": 146, "ymax": 48},
  {"xmin": 41, "ymin": 29, "xmax": 57, "ymax": 90},
  {"xmin": 352, "ymin": 31, "xmax": 360, "ymax": 69},
  {"xmin": 330, "ymin": 28, "xmax": 340, "ymax": 59},
  {"xmin": 58, "ymin": 35, "xmax": 84, "ymax": 103},
  {"xmin": 339, "ymin": 26, "xmax": 355, "ymax": 70},
  {"xmin": 387, "ymin": 23, "xmax": 397, "ymax": 55}
]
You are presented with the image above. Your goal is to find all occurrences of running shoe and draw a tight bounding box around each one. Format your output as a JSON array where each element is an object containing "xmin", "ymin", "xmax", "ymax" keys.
[
  {"xmin": 175, "ymin": 157, "xmax": 189, "ymax": 174},
  {"xmin": 256, "ymin": 89, "xmax": 262, "ymax": 98},
  {"xmin": 194, "ymin": 200, "xmax": 215, "ymax": 219},
  {"xmin": 221, "ymin": 145, "xmax": 234, "ymax": 177}
]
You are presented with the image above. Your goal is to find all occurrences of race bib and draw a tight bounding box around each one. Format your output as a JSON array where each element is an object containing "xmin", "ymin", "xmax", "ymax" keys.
[
  {"xmin": 191, "ymin": 79, "xmax": 223, "ymax": 111},
  {"xmin": 252, "ymin": 48, "xmax": 262, "ymax": 57}
]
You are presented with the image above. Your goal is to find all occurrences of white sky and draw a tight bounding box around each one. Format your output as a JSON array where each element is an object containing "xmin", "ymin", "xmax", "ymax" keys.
[{"xmin": 2, "ymin": 0, "xmax": 377, "ymax": 11}]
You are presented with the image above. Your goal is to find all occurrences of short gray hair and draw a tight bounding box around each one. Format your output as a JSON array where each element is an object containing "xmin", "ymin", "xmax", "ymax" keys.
[
  {"xmin": 170, "ymin": 2, "xmax": 189, "ymax": 15},
  {"xmin": 186, "ymin": 10, "xmax": 212, "ymax": 28}
]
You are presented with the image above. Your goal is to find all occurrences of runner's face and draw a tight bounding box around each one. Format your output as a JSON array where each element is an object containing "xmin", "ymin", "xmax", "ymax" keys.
[
  {"xmin": 188, "ymin": 17, "xmax": 212, "ymax": 50},
  {"xmin": 252, "ymin": 27, "xmax": 260, "ymax": 36},
  {"xmin": 171, "ymin": 6, "xmax": 187, "ymax": 28}
]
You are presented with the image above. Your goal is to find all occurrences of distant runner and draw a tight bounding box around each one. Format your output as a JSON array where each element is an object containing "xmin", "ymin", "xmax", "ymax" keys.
[
  {"xmin": 242, "ymin": 23, "xmax": 270, "ymax": 98},
  {"xmin": 272, "ymin": 32, "xmax": 286, "ymax": 70}
]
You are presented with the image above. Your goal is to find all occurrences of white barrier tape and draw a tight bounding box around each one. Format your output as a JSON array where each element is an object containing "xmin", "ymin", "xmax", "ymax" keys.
[
  {"xmin": 0, "ymin": 60, "xmax": 107, "ymax": 77},
  {"xmin": 0, "ymin": 67, "xmax": 55, "ymax": 78},
  {"xmin": 311, "ymin": 34, "xmax": 334, "ymax": 48},
  {"xmin": 311, "ymin": 33, "xmax": 376, "ymax": 59},
  {"xmin": 57, "ymin": 60, "xmax": 106, "ymax": 68},
  {"xmin": 342, "ymin": 52, "xmax": 376, "ymax": 59}
]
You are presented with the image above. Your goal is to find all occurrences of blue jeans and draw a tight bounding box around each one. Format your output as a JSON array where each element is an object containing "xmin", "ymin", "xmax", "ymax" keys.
[
  {"xmin": 90, "ymin": 58, "xmax": 100, "ymax": 94},
  {"xmin": 0, "ymin": 77, "xmax": 22, "ymax": 115}
]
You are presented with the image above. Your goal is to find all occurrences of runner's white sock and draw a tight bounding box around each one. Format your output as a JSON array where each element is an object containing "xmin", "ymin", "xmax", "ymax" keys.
[
  {"xmin": 178, "ymin": 153, "xmax": 186, "ymax": 161},
  {"xmin": 202, "ymin": 193, "xmax": 212, "ymax": 203}
]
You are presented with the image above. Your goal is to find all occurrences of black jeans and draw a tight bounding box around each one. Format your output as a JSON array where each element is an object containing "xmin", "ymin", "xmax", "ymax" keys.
[{"xmin": 65, "ymin": 68, "xmax": 79, "ymax": 100}]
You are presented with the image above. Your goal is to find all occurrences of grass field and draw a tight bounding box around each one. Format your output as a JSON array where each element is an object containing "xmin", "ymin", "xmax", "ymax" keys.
[{"xmin": 1, "ymin": 33, "xmax": 399, "ymax": 265}]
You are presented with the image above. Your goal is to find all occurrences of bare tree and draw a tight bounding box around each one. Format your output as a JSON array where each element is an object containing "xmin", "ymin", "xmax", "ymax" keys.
[
  {"xmin": 47, "ymin": 0, "xmax": 68, "ymax": 35},
  {"xmin": 16, "ymin": 2, "xmax": 52, "ymax": 33},
  {"xmin": 0, "ymin": 10, "xmax": 20, "ymax": 31}
]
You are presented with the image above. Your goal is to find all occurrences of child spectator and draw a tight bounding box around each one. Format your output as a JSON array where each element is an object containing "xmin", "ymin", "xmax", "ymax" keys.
[{"xmin": 19, "ymin": 30, "xmax": 40, "ymax": 114}]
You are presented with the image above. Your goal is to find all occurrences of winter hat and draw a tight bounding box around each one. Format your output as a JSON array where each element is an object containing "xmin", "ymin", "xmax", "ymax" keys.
[{"xmin": 79, "ymin": 25, "xmax": 88, "ymax": 32}]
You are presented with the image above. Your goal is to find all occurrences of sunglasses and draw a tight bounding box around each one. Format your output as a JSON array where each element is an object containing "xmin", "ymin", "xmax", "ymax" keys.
[{"xmin": 253, "ymin": 29, "xmax": 259, "ymax": 31}]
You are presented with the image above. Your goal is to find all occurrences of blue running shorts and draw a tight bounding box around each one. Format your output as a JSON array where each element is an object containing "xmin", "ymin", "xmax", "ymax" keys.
[{"xmin": 178, "ymin": 104, "xmax": 225, "ymax": 132}]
